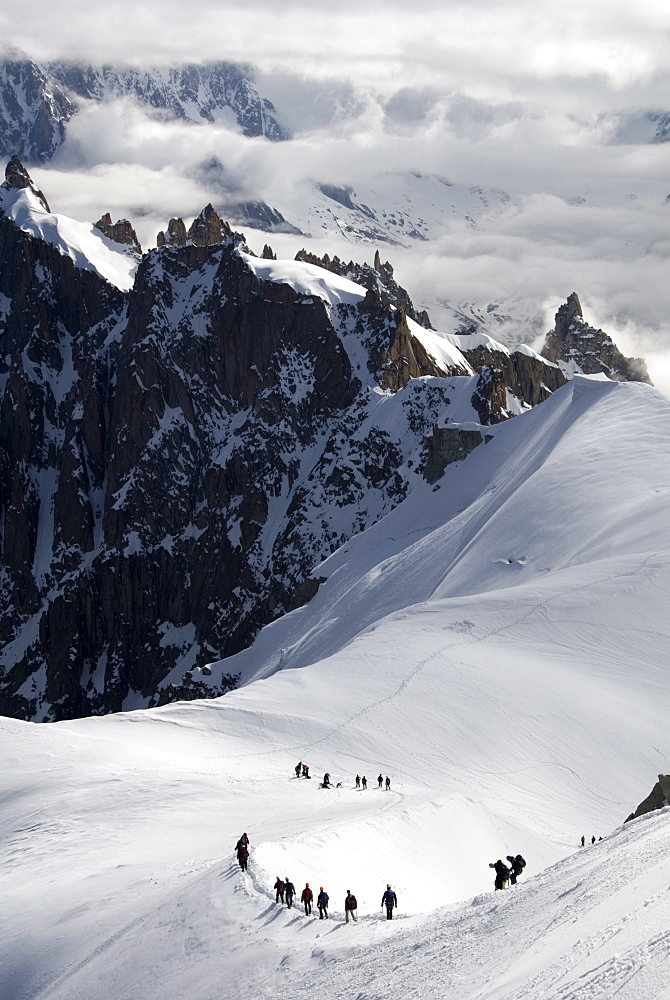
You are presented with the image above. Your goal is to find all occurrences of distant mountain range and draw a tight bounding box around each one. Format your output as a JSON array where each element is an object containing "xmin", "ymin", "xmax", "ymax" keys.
[{"xmin": 0, "ymin": 50, "xmax": 287, "ymax": 162}]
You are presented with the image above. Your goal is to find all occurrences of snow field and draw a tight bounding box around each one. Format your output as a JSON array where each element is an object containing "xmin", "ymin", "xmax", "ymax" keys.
[{"xmin": 0, "ymin": 375, "xmax": 668, "ymax": 998}]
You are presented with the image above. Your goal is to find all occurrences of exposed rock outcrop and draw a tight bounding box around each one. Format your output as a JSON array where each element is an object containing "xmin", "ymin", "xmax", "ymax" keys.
[
  {"xmin": 423, "ymin": 427, "xmax": 491, "ymax": 484},
  {"xmin": 156, "ymin": 217, "xmax": 188, "ymax": 247},
  {"xmin": 542, "ymin": 292, "xmax": 652, "ymax": 384},
  {"xmin": 94, "ymin": 213, "xmax": 142, "ymax": 254},
  {"xmin": 187, "ymin": 203, "xmax": 232, "ymax": 246},
  {"xmin": 1, "ymin": 153, "xmax": 50, "ymax": 210},
  {"xmin": 157, "ymin": 205, "xmax": 233, "ymax": 248},
  {"xmin": 625, "ymin": 775, "xmax": 670, "ymax": 822}
]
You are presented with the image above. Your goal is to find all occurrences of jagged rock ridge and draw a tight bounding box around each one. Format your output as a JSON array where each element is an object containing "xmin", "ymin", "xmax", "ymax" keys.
[
  {"xmin": 94, "ymin": 213, "xmax": 142, "ymax": 255},
  {"xmin": 0, "ymin": 159, "xmax": 647, "ymax": 722},
  {"xmin": 542, "ymin": 292, "xmax": 652, "ymax": 384}
]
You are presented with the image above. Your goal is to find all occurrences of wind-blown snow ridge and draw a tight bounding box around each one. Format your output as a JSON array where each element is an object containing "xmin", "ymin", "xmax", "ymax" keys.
[
  {"xmin": 207, "ymin": 376, "xmax": 670, "ymax": 687},
  {"xmin": 0, "ymin": 185, "xmax": 138, "ymax": 290},
  {"xmin": 240, "ymin": 251, "xmax": 367, "ymax": 307}
]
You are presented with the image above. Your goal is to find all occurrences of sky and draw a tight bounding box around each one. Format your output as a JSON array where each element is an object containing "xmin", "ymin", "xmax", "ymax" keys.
[{"xmin": 2, "ymin": 0, "xmax": 670, "ymax": 390}]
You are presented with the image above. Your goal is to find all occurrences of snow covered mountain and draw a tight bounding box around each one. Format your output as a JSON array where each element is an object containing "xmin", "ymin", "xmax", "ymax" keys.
[
  {"xmin": 0, "ymin": 364, "xmax": 667, "ymax": 995},
  {"xmin": 0, "ymin": 51, "xmax": 286, "ymax": 162},
  {"xmin": 0, "ymin": 156, "xmax": 656, "ymax": 722},
  {"xmin": 0, "ymin": 145, "xmax": 668, "ymax": 1000}
]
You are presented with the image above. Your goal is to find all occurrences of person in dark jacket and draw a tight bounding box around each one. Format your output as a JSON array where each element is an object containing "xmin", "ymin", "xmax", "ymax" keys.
[
  {"xmin": 385, "ymin": 776, "xmax": 391, "ymax": 790},
  {"xmin": 236, "ymin": 833, "xmax": 249, "ymax": 852},
  {"xmin": 285, "ymin": 878, "xmax": 295, "ymax": 908},
  {"xmin": 237, "ymin": 844, "xmax": 248, "ymax": 871},
  {"xmin": 378, "ymin": 774, "xmax": 383, "ymax": 788},
  {"xmin": 489, "ymin": 859, "xmax": 510, "ymax": 890},
  {"xmin": 301, "ymin": 883, "xmax": 313, "ymax": 915},
  {"xmin": 317, "ymin": 887, "xmax": 329, "ymax": 919},
  {"xmin": 274, "ymin": 877, "xmax": 285, "ymax": 903},
  {"xmin": 361, "ymin": 776, "xmax": 367, "ymax": 789},
  {"xmin": 355, "ymin": 774, "xmax": 361, "ymax": 788},
  {"xmin": 381, "ymin": 884, "xmax": 397, "ymax": 919},
  {"xmin": 323, "ymin": 772, "xmax": 331, "ymax": 787},
  {"xmin": 295, "ymin": 762, "xmax": 302, "ymax": 778},
  {"xmin": 345, "ymin": 890, "xmax": 358, "ymax": 922},
  {"xmin": 506, "ymin": 855, "xmax": 526, "ymax": 885}
]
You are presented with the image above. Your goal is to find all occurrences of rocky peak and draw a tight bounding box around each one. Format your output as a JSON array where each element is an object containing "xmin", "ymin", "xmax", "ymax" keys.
[
  {"xmin": 157, "ymin": 206, "xmax": 235, "ymax": 248},
  {"xmin": 261, "ymin": 244, "xmax": 276, "ymax": 259},
  {"xmin": 1, "ymin": 154, "xmax": 50, "ymax": 211},
  {"xmin": 555, "ymin": 291, "xmax": 583, "ymax": 337},
  {"xmin": 94, "ymin": 213, "xmax": 142, "ymax": 254},
  {"xmin": 542, "ymin": 292, "xmax": 652, "ymax": 384},
  {"xmin": 157, "ymin": 217, "xmax": 188, "ymax": 247},
  {"xmin": 187, "ymin": 203, "xmax": 232, "ymax": 246}
]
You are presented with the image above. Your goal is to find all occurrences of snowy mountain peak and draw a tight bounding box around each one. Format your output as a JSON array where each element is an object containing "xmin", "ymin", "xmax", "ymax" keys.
[
  {"xmin": 1, "ymin": 153, "xmax": 49, "ymax": 210},
  {"xmin": 0, "ymin": 160, "xmax": 138, "ymax": 289}
]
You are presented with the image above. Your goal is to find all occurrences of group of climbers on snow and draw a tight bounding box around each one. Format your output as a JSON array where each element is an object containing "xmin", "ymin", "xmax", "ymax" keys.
[
  {"xmin": 488, "ymin": 854, "xmax": 526, "ymax": 889},
  {"xmin": 272, "ymin": 878, "xmax": 392, "ymax": 923},
  {"xmin": 296, "ymin": 766, "xmax": 391, "ymax": 791}
]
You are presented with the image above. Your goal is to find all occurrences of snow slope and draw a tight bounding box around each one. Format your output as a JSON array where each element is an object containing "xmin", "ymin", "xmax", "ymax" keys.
[
  {"xmin": 0, "ymin": 376, "xmax": 668, "ymax": 1000},
  {"xmin": 0, "ymin": 184, "xmax": 138, "ymax": 290}
]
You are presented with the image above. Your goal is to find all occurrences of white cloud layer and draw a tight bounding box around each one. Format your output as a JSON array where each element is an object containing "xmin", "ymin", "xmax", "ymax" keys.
[{"xmin": 2, "ymin": 1, "xmax": 669, "ymax": 391}]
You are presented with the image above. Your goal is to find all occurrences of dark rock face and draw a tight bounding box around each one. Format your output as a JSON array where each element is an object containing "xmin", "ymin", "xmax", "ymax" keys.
[
  {"xmin": 424, "ymin": 427, "xmax": 491, "ymax": 485},
  {"xmin": 625, "ymin": 775, "xmax": 670, "ymax": 822},
  {"xmin": 0, "ymin": 164, "xmax": 635, "ymax": 722},
  {"xmin": 466, "ymin": 346, "xmax": 568, "ymax": 425},
  {"xmin": 0, "ymin": 52, "xmax": 287, "ymax": 163},
  {"xmin": 542, "ymin": 292, "xmax": 652, "ymax": 384},
  {"xmin": 94, "ymin": 213, "xmax": 142, "ymax": 254}
]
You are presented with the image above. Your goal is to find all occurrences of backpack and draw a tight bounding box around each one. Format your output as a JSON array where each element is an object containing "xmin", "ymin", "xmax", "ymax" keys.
[
  {"xmin": 516, "ymin": 855, "xmax": 526, "ymax": 869},
  {"xmin": 347, "ymin": 894, "xmax": 357, "ymax": 909},
  {"xmin": 275, "ymin": 880, "xmax": 285, "ymax": 891},
  {"xmin": 318, "ymin": 891, "xmax": 329, "ymax": 904}
]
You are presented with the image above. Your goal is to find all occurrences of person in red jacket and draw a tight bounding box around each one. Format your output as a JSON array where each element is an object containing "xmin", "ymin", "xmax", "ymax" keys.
[
  {"xmin": 274, "ymin": 877, "xmax": 285, "ymax": 903},
  {"xmin": 301, "ymin": 883, "xmax": 313, "ymax": 915},
  {"xmin": 344, "ymin": 890, "xmax": 358, "ymax": 922}
]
